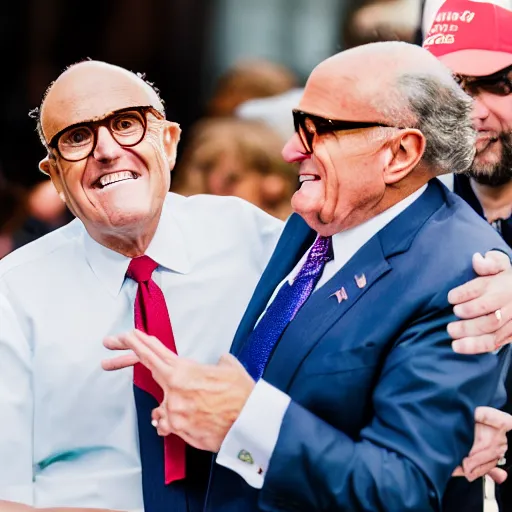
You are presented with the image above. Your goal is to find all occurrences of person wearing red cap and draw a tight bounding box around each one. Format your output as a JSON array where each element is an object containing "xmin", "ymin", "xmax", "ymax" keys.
[{"xmin": 424, "ymin": 1, "xmax": 512, "ymax": 510}]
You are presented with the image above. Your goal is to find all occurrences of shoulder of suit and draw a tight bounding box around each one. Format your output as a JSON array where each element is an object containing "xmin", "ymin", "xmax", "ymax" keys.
[
  {"xmin": 0, "ymin": 219, "xmax": 84, "ymax": 281},
  {"xmin": 435, "ymin": 174, "xmax": 454, "ymax": 191}
]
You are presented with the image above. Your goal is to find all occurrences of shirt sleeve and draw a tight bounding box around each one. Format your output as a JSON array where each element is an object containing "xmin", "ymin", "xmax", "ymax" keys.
[
  {"xmin": 216, "ymin": 379, "xmax": 290, "ymax": 488},
  {"xmin": 0, "ymin": 287, "xmax": 34, "ymax": 504}
]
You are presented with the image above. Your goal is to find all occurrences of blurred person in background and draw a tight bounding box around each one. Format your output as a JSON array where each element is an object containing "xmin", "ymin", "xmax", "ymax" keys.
[
  {"xmin": 423, "ymin": 1, "xmax": 512, "ymax": 510},
  {"xmin": 343, "ymin": 0, "xmax": 421, "ymax": 47},
  {"xmin": 236, "ymin": 88, "xmax": 305, "ymax": 143},
  {"xmin": 11, "ymin": 180, "xmax": 73, "ymax": 251},
  {"xmin": 205, "ymin": 59, "xmax": 298, "ymax": 118},
  {"xmin": 0, "ymin": 175, "xmax": 27, "ymax": 259},
  {"xmin": 172, "ymin": 118, "xmax": 297, "ymax": 220}
]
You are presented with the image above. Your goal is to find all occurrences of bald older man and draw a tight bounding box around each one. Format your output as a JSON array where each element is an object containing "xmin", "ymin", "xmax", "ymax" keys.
[
  {"xmin": 0, "ymin": 61, "xmax": 283, "ymax": 511},
  {"xmin": 103, "ymin": 41, "xmax": 512, "ymax": 511}
]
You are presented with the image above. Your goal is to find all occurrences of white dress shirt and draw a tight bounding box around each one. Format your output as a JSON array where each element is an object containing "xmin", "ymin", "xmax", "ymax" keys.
[
  {"xmin": 0, "ymin": 193, "xmax": 283, "ymax": 510},
  {"xmin": 217, "ymin": 185, "xmax": 428, "ymax": 488}
]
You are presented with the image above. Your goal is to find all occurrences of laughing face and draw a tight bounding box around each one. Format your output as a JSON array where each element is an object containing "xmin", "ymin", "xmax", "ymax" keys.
[
  {"xmin": 39, "ymin": 61, "xmax": 181, "ymax": 245},
  {"xmin": 281, "ymin": 51, "xmax": 425, "ymax": 236}
]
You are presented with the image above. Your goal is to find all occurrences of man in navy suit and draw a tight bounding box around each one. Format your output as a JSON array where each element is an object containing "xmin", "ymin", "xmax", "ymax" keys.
[{"xmin": 104, "ymin": 41, "xmax": 511, "ymax": 511}]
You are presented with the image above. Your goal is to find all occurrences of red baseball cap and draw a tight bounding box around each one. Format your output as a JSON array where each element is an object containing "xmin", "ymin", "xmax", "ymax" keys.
[{"xmin": 423, "ymin": 0, "xmax": 512, "ymax": 76}]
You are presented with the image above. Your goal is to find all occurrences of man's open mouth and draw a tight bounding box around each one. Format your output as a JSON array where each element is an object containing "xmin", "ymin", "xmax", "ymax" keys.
[
  {"xmin": 94, "ymin": 171, "xmax": 140, "ymax": 189},
  {"xmin": 299, "ymin": 174, "xmax": 321, "ymax": 184}
]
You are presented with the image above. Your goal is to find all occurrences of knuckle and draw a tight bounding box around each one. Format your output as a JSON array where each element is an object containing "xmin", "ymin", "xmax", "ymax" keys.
[
  {"xmin": 485, "ymin": 314, "xmax": 501, "ymax": 333},
  {"xmin": 170, "ymin": 416, "xmax": 187, "ymax": 433},
  {"xmin": 476, "ymin": 335, "xmax": 496, "ymax": 353}
]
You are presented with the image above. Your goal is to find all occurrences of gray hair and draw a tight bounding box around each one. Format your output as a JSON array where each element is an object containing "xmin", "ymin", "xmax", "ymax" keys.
[{"xmin": 394, "ymin": 72, "xmax": 476, "ymax": 175}]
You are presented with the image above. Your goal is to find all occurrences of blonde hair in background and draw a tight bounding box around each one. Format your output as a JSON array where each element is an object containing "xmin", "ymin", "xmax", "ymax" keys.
[{"xmin": 172, "ymin": 118, "xmax": 297, "ymax": 219}]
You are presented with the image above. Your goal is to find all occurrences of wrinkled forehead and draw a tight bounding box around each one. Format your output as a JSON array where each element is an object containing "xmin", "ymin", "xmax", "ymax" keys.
[
  {"xmin": 41, "ymin": 67, "xmax": 160, "ymax": 142},
  {"xmin": 297, "ymin": 58, "xmax": 386, "ymax": 121}
]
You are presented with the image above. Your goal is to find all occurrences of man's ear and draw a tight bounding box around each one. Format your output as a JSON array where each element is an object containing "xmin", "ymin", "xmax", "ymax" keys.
[
  {"xmin": 384, "ymin": 129, "xmax": 426, "ymax": 185},
  {"xmin": 39, "ymin": 156, "xmax": 66, "ymax": 202},
  {"xmin": 162, "ymin": 122, "xmax": 182, "ymax": 170}
]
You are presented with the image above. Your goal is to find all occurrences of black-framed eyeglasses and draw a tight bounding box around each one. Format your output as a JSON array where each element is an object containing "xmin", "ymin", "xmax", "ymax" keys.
[
  {"xmin": 454, "ymin": 64, "xmax": 512, "ymax": 97},
  {"xmin": 48, "ymin": 106, "xmax": 165, "ymax": 162},
  {"xmin": 293, "ymin": 109, "xmax": 398, "ymax": 154}
]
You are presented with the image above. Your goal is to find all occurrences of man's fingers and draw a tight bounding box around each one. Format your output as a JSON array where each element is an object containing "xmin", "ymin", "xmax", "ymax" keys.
[
  {"xmin": 464, "ymin": 458, "xmax": 500, "ymax": 481},
  {"xmin": 488, "ymin": 467, "xmax": 508, "ymax": 484},
  {"xmin": 448, "ymin": 309, "xmax": 505, "ymax": 339},
  {"xmin": 218, "ymin": 353, "xmax": 245, "ymax": 369},
  {"xmin": 118, "ymin": 330, "xmax": 177, "ymax": 380},
  {"xmin": 452, "ymin": 465, "xmax": 464, "ymax": 477},
  {"xmin": 102, "ymin": 353, "xmax": 140, "ymax": 371},
  {"xmin": 448, "ymin": 265, "xmax": 487, "ymax": 306},
  {"xmin": 152, "ymin": 406, "xmax": 172, "ymax": 436},
  {"xmin": 495, "ymin": 319, "xmax": 512, "ymax": 349},
  {"xmin": 473, "ymin": 251, "xmax": 511, "ymax": 276},
  {"xmin": 452, "ymin": 292, "xmax": 506, "ymax": 320},
  {"xmin": 451, "ymin": 335, "xmax": 497, "ymax": 355},
  {"xmin": 132, "ymin": 329, "xmax": 179, "ymax": 366},
  {"xmin": 474, "ymin": 406, "xmax": 512, "ymax": 432},
  {"xmin": 103, "ymin": 335, "xmax": 131, "ymax": 351},
  {"xmin": 465, "ymin": 437, "xmax": 507, "ymax": 474},
  {"xmin": 451, "ymin": 325, "xmax": 512, "ymax": 354}
]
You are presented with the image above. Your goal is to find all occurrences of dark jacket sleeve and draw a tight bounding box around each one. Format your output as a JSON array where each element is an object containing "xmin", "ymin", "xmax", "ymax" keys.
[{"xmin": 258, "ymin": 296, "xmax": 505, "ymax": 512}]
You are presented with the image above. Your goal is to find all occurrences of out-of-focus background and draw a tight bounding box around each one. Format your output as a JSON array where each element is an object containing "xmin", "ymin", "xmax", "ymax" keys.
[{"xmin": 0, "ymin": 0, "xmax": 425, "ymax": 258}]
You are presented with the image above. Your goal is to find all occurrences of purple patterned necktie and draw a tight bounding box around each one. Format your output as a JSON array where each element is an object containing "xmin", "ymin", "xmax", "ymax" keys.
[{"xmin": 238, "ymin": 236, "xmax": 333, "ymax": 380}]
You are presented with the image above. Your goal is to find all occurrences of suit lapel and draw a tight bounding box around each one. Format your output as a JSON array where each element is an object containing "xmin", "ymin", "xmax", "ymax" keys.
[
  {"xmin": 263, "ymin": 235, "xmax": 390, "ymax": 390},
  {"xmin": 263, "ymin": 179, "xmax": 448, "ymax": 391},
  {"xmin": 230, "ymin": 214, "xmax": 316, "ymax": 356}
]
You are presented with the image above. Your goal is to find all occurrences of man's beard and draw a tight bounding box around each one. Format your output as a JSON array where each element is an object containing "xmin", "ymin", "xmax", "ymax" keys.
[{"xmin": 467, "ymin": 132, "xmax": 512, "ymax": 187}]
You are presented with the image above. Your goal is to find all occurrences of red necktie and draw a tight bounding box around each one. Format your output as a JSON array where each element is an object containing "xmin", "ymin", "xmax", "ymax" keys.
[{"xmin": 127, "ymin": 255, "xmax": 186, "ymax": 484}]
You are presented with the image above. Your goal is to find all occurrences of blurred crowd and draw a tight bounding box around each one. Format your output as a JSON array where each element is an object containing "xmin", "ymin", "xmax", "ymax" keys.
[{"xmin": 0, "ymin": 0, "xmax": 425, "ymax": 259}]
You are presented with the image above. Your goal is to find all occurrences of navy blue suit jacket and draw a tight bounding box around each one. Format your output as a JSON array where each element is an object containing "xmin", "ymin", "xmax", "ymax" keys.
[{"xmin": 202, "ymin": 179, "xmax": 510, "ymax": 512}]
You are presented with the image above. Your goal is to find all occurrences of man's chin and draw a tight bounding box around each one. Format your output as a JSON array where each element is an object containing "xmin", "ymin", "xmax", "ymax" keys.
[
  {"xmin": 469, "ymin": 132, "xmax": 512, "ymax": 187},
  {"xmin": 468, "ymin": 158, "xmax": 512, "ymax": 187},
  {"xmin": 102, "ymin": 205, "xmax": 155, "ymax": 230},
  {"xmin": 468, "ymin": 171, "xmax": 512, "ymax": 187}
]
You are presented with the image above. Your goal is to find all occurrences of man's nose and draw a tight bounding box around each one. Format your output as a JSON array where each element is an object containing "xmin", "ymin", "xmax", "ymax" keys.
[
  {"xmin": 471, "ymin": 96, "xmax": 491, "ymax": 125},
  {"xmin": 282, "ymin": 133, "xmax": 310, "ymax": 163},
  {"xmin": 93, "ymin": 126, "xmax": 123, "ymax": 162}
]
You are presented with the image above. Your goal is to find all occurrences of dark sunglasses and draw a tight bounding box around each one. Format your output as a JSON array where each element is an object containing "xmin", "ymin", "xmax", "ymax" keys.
[
  {"xmin": 454, "ymin": 64, "xmax": 512, "ymax": 97},
  {"xmin": 292, "ymin": 109, "xmax": 398, "ymax": 154}
]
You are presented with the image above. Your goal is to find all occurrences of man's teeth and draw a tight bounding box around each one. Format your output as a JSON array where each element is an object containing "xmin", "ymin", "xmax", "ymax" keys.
[
  {"xmin": 299, "ymin": 175, "xmax": 317, "ymax": 183},
  {"xmin": 99, "ymin": 171, "xmax": 137, "ymax": 188}
]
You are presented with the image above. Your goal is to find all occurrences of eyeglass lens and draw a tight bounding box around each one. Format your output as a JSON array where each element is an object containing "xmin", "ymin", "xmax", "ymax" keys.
[{"xmin": 58, "ymin": 110, "xmax": 146, "ymax": 161}]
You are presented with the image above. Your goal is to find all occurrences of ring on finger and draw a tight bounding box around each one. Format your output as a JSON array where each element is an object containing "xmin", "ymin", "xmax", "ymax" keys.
[{"xmin": 495, "ymin": 309, "xmax": 502, "ymax": 322}]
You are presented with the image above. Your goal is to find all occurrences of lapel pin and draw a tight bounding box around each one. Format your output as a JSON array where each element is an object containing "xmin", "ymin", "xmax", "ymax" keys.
[
  {"xmin": 355, "ymin": 273, "xmax": 367, "ymax": 289},
  {"xmin": 331, "ymin": 287, "xmax": 348, "ymax": 304}
]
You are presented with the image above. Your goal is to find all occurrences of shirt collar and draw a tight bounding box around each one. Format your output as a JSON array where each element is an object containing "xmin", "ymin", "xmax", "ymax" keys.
[
  {"xmin": 83, "ymin": 196, "xmax": 191, "ymax": 297},
  {"xmin": 331, "ymin": 184, "xmax": 427, "ymax": 267}
]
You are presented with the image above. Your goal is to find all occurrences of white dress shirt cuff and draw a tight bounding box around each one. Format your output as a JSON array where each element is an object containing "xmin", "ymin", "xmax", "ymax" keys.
[{"xmin": 216, "ymin": 379, "xmax": 291, "ymax": 489}]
